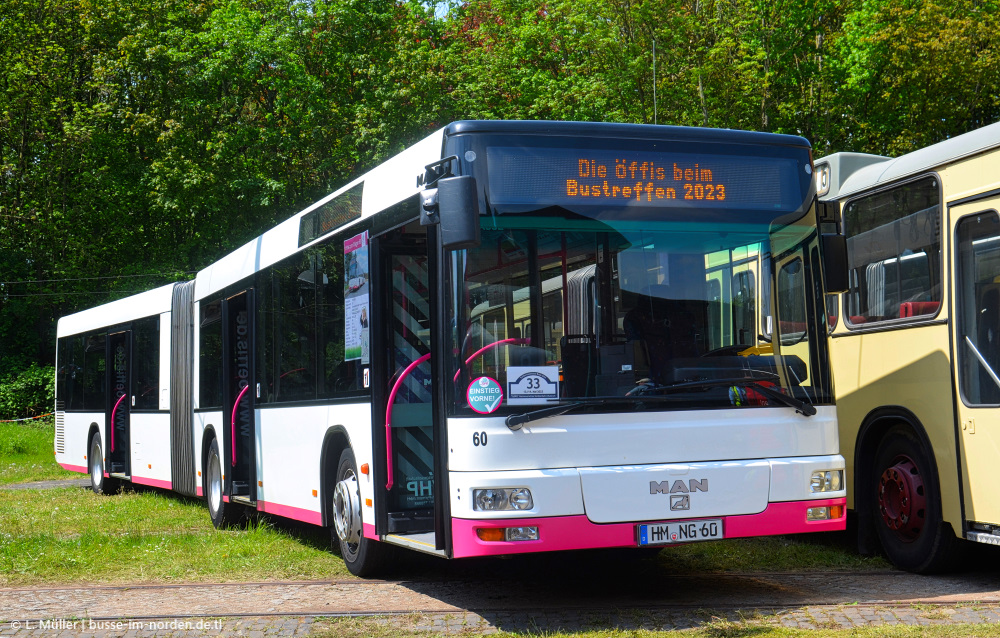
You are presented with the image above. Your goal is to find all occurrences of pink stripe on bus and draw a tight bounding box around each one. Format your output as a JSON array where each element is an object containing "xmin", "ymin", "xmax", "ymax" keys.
[
  {"xmin": 58, "ymin": 462, "xmax": 87, "ymax": 474},
  {"xmin": 258, "ymin": 501, "xmax": 323, "ymax": 526},
  {"xmin": 132, "ymin": 476, "xmax": 172, "ymax": 490}
]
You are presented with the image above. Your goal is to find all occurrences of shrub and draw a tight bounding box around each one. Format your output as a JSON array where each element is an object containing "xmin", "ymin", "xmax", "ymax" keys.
[{"xmin": 0, "ymin": 364, "xmax": 55, "ymax": 420}]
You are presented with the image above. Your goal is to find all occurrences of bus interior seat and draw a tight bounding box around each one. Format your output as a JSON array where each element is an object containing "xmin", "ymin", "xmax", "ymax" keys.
[
  {"xmin": 899, "ymin": 301, "xmax": 940, "ymax": 317},
  {"xmin": 560, "ymin": 334, "xmax": 596, "ymax": 396}
]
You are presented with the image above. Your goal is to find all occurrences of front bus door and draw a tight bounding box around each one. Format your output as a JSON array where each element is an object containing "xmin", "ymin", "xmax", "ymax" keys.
[
  {"xmin": 223, "ymin": 289, "xmax": 258, "ymax": 505},
  {"xmin": 106, "ymin": 330, "xmax": 131, "ymax": 477},
  {"xmin": 952, "ymin": 202, "xmax": 1000, "ymax": 538},
  {"xmin": 374, "ymin": 222, "xmax": 444, "ymax": 549}
]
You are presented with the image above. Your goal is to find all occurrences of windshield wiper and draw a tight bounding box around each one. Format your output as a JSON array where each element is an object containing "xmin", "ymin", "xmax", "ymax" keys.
[
  {"xmin": 629, "ymin": 376, "xmax": 816, "ymax": 417},
  {"xmin": 505, "ymin": 400, "xmax": 591, "ymax": 430}
]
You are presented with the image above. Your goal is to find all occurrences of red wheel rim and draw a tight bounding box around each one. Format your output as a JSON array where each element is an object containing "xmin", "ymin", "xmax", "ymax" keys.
[{"xmin": 878, "ymin": 454, "xmax": 926, "ymax": 542}]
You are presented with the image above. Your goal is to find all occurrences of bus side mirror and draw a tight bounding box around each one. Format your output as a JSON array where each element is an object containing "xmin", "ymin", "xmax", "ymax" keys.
[
  {"xmin": 821, "ymin": 234, "xmax": 849, "ymax": 294},
  {"xmin": 422, "ymin": 175, "xmax": 481, "ymax": 251}
]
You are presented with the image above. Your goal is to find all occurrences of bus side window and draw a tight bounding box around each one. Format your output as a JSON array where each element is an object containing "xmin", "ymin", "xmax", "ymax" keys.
[
  {"xmin": 199, "ymin": 300, "xmax": 223, "ymax": 409},
  {"xmin": 133, "ymin": 316, "xmax": 160, "ymax": 410}
]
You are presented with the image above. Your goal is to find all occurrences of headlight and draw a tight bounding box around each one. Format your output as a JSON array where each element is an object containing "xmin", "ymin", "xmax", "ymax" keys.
[
  {"xmin": 810, "ymin": 470, "xmax": 843, "ymax": 493},
  {"xmin": 473, "ymin": 488, "xmax": 533, "ymax": 511}
]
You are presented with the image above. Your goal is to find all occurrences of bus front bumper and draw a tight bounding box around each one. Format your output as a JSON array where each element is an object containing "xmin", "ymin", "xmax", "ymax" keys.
[{"xmin": 450, "ymin": 497, "xmax": 846, "ymax": 558}]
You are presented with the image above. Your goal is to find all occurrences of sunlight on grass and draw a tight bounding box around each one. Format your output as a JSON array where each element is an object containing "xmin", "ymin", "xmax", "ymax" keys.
[
  {"xmin": 0, "ymin": 487, "xmax": 350, "ymax": 586},
  {"xmin": 0, "ymin": 419, "xmax": 76, "ymax": 485}
]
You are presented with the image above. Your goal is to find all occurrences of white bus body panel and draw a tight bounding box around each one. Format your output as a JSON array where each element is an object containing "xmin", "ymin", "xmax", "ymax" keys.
[
  {"xmin": 56, "ymin": 284, "xmax": 175, "ymax": 338},
  {"xmin": 579, "ymin": 460, "xmax": 771, "ymax": 523},
  {"xmin": 256, "ymin": 402, "xmax": 375, "ymax": 521},
  {"xmin": 194, "ymin": 128, "xmax": 445, "ymax": 302},
  {"xmin": 448, "ymin": 405, "xmax": 838, "ymax": 472}
]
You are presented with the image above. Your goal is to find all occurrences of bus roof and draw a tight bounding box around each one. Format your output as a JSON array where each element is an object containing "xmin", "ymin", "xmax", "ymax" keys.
[
  {"xmin": 56, "ymin": 282, "xmax": 176, "ymax": 338},
  {"xmin": 444, "ymin": 120, "xmax": 811, "ymax": 148},
  {"xmin": 817, "ymin": 121, "xmax": 1000, "ymax": 201}
]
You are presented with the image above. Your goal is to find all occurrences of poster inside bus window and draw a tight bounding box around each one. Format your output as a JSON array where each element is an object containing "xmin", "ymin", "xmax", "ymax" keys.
[
  {"xmin": 344, "ymin": 231, "xmax": 370, "ymax": 363},
  {"xmin": 487, "ymin": 147, "xmax": 803, "ymax": 212}
]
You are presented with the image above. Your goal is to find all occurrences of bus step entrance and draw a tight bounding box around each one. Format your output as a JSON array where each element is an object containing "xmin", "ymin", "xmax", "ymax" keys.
[
  {"xmin": 110, "ymin": 462, "xmax": 128, "ymax": 474},
  {"xmin": 230, "ymin": 494, "xmax": 255, "ymax": 506},
  {"xmin": 387, "ymin": 509, "xmax": 434, "ymax": 534},
  {"xmin": 109, "ymin": 472, "xmax": 130, "ymax": 481}
]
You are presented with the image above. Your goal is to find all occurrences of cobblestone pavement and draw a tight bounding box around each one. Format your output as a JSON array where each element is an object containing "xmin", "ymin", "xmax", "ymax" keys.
[
  {"xmin": 4, "ymin": 571, "xmax": 1000, "ymax": 636},
  {"xmin": 5, "ymin": 479, "xmax": 1000, "ymax": 635}
]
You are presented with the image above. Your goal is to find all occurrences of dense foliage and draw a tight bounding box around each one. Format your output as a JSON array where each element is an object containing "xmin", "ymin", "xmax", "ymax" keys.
[
  {"xmin": 1, "ymin": 0, "xmax": 998, "ymax": 388},
  {"xmin": 0, "ymin": 364, "xmax": 55, "ymax": 419}
]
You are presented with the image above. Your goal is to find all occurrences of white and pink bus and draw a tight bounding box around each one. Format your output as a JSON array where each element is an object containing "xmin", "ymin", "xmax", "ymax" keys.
[{"xmin": 55, "ymin": 121, "xmax": 847, "ymax": 576}]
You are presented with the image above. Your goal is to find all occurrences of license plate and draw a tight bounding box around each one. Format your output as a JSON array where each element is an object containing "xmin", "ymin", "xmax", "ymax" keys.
[{"xmin": 637, "ymin": 518, "xmax": 724, "ymax": 545}]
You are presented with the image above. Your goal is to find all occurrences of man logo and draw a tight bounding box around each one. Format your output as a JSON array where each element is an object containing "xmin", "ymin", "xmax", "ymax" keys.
[
  {"xmin": 649, "ymin": 479, "xmax": 709, "ymax": 494},
  {"xmin": 670, "ymin": 495, "xmax": 690, "ymax": 511}
]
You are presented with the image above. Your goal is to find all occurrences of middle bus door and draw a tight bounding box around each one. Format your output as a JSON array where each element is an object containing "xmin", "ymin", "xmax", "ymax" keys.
[
  {"xmin": 952, "ymin": 202, "xmax": 1000, "ymax": 531},
  {"xmin": 106, "ymin": 329, "xmax": 131, "ymax": 478},
  {"xmin": 222, "ymin": 289, "xmax": 258, "ymax": 505},
  {"xmin": 375, "ymin": 224, "xmax": 441, "ymax": 543}
]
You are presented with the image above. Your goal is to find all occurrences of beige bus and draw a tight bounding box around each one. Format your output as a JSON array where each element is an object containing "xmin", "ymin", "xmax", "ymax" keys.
[{"xmin": 817, "ymin": 122, "xmax": 1000, "ymax": 573}]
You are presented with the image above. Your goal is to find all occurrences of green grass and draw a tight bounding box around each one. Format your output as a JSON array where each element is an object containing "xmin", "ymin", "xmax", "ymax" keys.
[
  {"xmin": 0, "ymin": 486, "xmax": 349, "ymax": 586},
  {"xmin": 313, "ymin": 617, "xmax": 1000, "ymax": 638},
  {"xmin": 0, "ymin": 418, "xmax": 889, "ymax": 586},
  {"xmin": 0, "ymin": 418, "xmax": 76, "ymax": 485}
]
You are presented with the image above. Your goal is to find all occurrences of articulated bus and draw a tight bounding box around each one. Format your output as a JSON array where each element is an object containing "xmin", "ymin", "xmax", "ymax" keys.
[
  {"xmin": 56, "ymin": 121, "xmax": 846, "ymax": 576},
  {"xmin": 816, "ymin": 122, "xmax": 1000, "ymax": 573}
]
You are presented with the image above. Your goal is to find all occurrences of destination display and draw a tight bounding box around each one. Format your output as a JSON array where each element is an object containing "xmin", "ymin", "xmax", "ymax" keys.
[{"xmin": 487, "ymin": 147, "xmax": 803, "ymax": 211}]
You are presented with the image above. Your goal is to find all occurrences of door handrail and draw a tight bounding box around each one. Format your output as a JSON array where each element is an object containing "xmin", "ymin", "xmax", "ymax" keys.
[
  {"xmin": 453, "ymin": 338, "xmax": 530, "ymax": 382},
  {"xmin": 109, "ymin": 393, "xmax": 127, "ymax": 453},
  {"xmin": 384, "ymin": 353, "xmax": 431, "ymax": 490},
  {"xmin": 231, "ymin": 384, "xmax": 250, "ymax": 466}
]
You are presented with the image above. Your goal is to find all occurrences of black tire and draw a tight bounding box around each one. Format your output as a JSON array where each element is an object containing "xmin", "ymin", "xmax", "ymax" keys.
[
  {"xmin": 88, "ymin": 432, "xmax": 121, "ymax": 495},
  {"xmin": 331, "ymin": 448, "xmax": 392, "ymax": 577},
  {"xmin": 205, "ymin": 438, "xmax": 244, "ymax": 529},
  {"xmin": 872, "ymin": 426, "xmax": 963, "ymax": 573}
]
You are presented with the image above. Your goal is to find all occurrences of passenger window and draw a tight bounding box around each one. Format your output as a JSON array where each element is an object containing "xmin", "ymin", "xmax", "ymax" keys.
[
  {"xmin": 843, "ymin": 177, "xmax": 941, "ymax": 325},
  {"xmin": 133, "ymin": 317, "xmax": 160, "ymax": 410},
  {"xmin": 199, "ymin": 299, "xmax": 223, "ymax": 409},
  {"xmin": 957, "ymin": 212, "xmax": 1000, "ymax": 405}
]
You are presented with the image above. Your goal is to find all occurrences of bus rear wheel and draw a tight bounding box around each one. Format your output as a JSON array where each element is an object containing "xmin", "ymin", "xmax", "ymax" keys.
[
  {"xmin": 332, "ymin": 448, "xmax": 391, "ymax": 577},
  {"xmin": 205, "ymin": 438, "xmax": 244, "ymax": 529},
  {"xmin": 872, "ymin": 426, "xmax": 961, "ymax": 573},
  {"xmin": 89, "ymin": 433, "xmax": 120, "ymax": 495}
]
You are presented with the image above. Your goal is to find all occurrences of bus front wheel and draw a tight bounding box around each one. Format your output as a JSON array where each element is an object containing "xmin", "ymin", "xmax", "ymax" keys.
[
  {"xmin": 332, "ymin": 448, "xmax": 391, "ymax": 577},
  {"xmin": 872, "ymin": 426, "xmax": 961, "ymax": 573}
]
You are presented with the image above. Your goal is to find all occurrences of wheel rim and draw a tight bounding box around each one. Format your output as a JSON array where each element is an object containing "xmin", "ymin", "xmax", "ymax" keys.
[
  {"xmin": 878, "ymin": 454, "xmax": 926, "ymax": 542},
  {"xmin": 333, "ymin": 469, "xmax": 362, "ymax": 558},
  {"xmin": 208, "ymin": 449, "xmax": 222, "ymax": 517},
  {"xmin": 90, "ymin": 438, "xmax": 103, "ymax": 488}
]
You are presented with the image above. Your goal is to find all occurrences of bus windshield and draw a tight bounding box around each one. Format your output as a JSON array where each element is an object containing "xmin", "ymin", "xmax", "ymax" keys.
[{"xmin": 449, "ymin": 212, "xmax": 828, "ymax": 416}]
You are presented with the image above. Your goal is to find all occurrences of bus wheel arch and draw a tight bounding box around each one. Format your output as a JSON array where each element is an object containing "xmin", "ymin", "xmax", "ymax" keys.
[
  {"xmin": 855, "ymin": 408, "xmax": 961, "ymax": 573},
  {"xmin": 319, "ymin": 426, "xmax": 352, "ymax": 529}
]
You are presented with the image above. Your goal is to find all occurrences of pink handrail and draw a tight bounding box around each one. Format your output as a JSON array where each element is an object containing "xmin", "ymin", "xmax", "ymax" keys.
[
  {"xmin": 384, "ymin": 353, "xmax": 431, "ymax": 490},
  {"xmin": 109, "ymin": 393, "xmax": 127, "ymax": 453},
  {"xmin": 453, "ymin": 338, "xmax": 530, "ymax": 382},
  {"xmin": 231, "ymin": 384, "xmax": 250, "ymax": 466}
]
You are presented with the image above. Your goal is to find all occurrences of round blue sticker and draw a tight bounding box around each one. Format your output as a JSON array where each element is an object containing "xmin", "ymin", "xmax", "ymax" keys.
[{"xmin": 467, "ymin": 376, "xmax": 504, "ymax": 414}]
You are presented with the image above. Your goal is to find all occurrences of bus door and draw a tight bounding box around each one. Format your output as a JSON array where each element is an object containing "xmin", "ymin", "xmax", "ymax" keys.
[
  {"xmin": 222, "ymin": 289, "xmax": 258, "ymax": 505},
  {"xmin": 952, "ymin": 203, "xmax": 1000, "ymax": 529},
  {"xmin": 106, "ymin": 329, "xmax": 131, "ymax": 478},
  {"xmin": 375, "ymin": 225, "xmax": 440, "ymax": 542}
]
